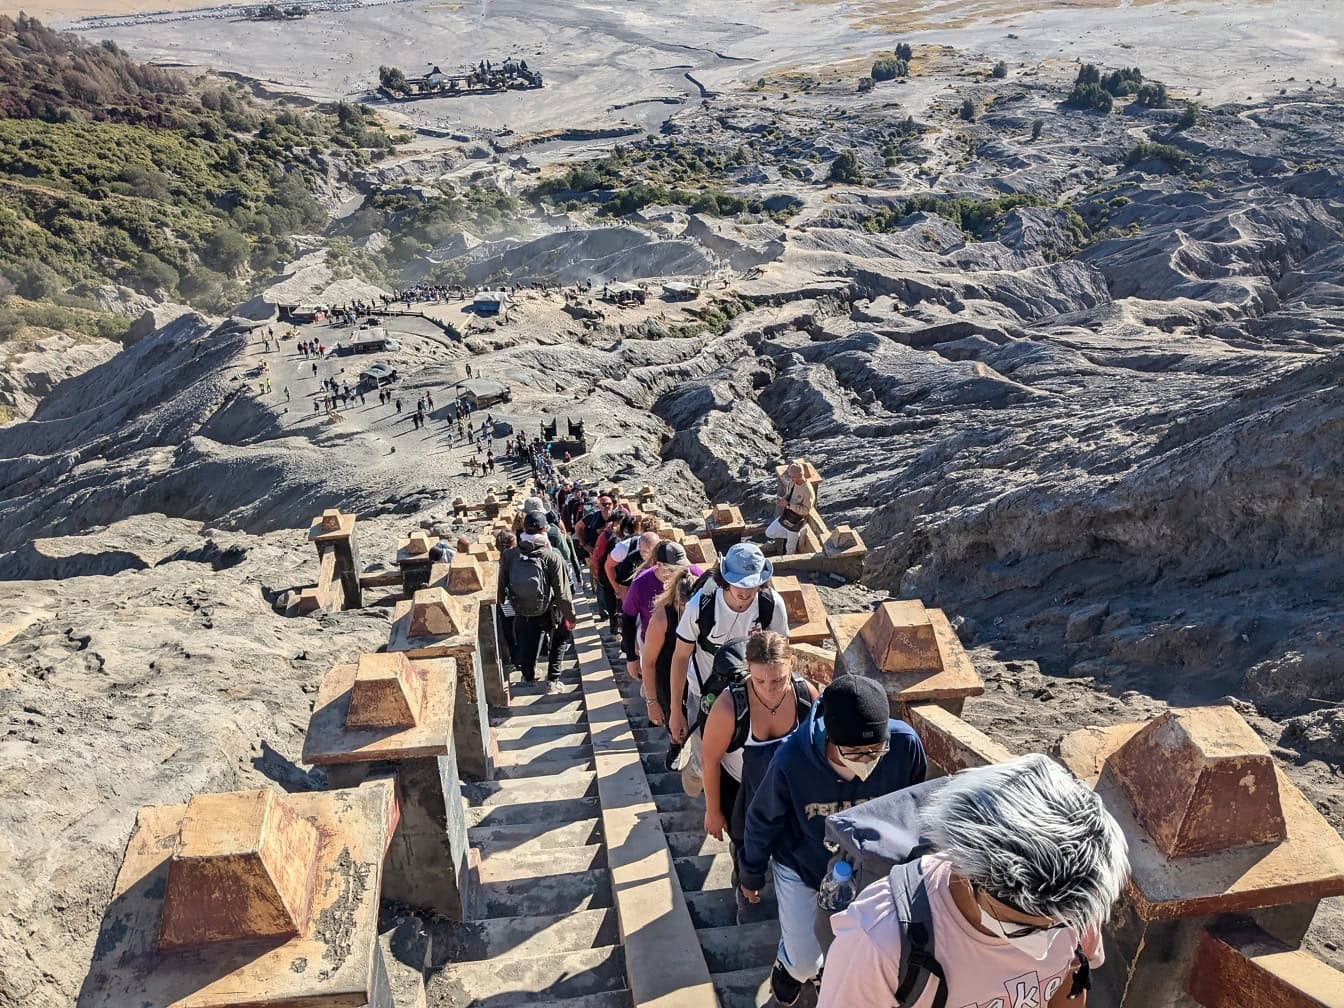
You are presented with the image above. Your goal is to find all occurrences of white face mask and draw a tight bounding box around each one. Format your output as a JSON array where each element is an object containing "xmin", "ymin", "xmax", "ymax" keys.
[
  {"xmin": 837, "ymin": 752, "xmax": 882, "ymax": 782},
  {"xmin": 976, "ymin": 897, "xmax": 1067, "ymax": 961}
]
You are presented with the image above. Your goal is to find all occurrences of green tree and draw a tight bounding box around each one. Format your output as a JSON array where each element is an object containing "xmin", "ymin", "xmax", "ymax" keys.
[
  {"xmin": 858, "ymin": 76, "xmax": 875, "ymax": 93},
  {"xmin": 828, "ymin": 149, "xmax": 862, "ymax": 183},
  {"xmin": 871, "ymin": 57, "xmax": 908, "ymax": 81},
  {"xmin": 1137, "ymin": 81, "xmax": 1168, "ymax": 107},
  {"xmin": 960, "ymin": 98, "xmax": 977, "ymax": 121},
  {"xmin": 379, "ymin": 65, "xmax": 409, "ymax": 92},
  {"xmin": 202, "ymin": 225, "xmax": 250, "ymax": 274},
  {"xmin": 1178, "ymin": 102, "xmax": 1199, "ymax": 129},
  {"xmin": 4, "ymin": 260, "xmax": 64, "ymax": 300}
]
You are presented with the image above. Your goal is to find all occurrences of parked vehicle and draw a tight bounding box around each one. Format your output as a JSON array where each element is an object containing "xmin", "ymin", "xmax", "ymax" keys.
[{"xmin": 358, "ymin": 363, "xmax": 398, "ymax": 387}]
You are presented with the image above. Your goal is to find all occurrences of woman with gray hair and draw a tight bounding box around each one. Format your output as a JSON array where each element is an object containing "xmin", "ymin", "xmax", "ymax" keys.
[{"xmin": 819, "ymin": 754, "xmax": 1128, "ymax": 1008}]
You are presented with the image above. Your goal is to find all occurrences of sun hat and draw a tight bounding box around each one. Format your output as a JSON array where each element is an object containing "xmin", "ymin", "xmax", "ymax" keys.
[{"xmin": 720, "ymin": 542, "xmax": 773, "ymax": 589}]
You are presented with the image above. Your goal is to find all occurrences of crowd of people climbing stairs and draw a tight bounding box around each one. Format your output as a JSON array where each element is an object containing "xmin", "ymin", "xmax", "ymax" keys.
[{"xmin": 472, "ymin": 469, "xmax": 1130, "ymax": 1008}]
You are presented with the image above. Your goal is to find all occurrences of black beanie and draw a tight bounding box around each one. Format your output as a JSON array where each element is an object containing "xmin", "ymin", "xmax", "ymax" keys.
[{"xmin": 822, "ymin": 675, "xmax": 890, "ymax": 747}]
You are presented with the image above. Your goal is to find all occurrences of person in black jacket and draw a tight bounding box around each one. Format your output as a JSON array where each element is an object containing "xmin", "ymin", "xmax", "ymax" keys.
[
  {"xmin": 498, "ymin": 512, "xmax": 576, "ymax": 682},
  {"xmin": 739, "ymin": 674, "xmax": 927, "ymax": 1006}
]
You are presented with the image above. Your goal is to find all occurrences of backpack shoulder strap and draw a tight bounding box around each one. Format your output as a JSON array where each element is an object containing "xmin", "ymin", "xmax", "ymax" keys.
[
  {"xmin": 791, "ymin": 677, "xmax": 813, "ymax": 722},
  {"xmin": 727, "ymin": 679, "xmax": 750, "ymax": 752},
  {"xmin": 757, "ymin": 589, "xmax": 775, "ymax": 631},
  {"xmin": 888, "ymin": 859, "xmax": 945, "ymax": 1008}
]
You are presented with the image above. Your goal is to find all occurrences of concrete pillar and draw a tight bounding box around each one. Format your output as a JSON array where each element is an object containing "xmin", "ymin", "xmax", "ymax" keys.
[
  {"xmin": 830, "ymin": 599, "xmax": 984, "ymax": 717},
  {"xmin": 304, "ymin": 652, "xmax": 476, "ymax": 921},
  {"xmin": 308, "ymin": 508, "xmax": 363, "ymax": 609},
  {"xmin": 387, "ymin": 588, "xmax": 497, "ymax": 781},
  {"xmin": 1058, "ymin": 706, "xmax": 1344, "ymax": 1008},
  {"xmin": 396, "ymin": 531, "xmax": 435, "ymax": 595},
  {"xmin": 703, "ymin": 503, "xmax": 747, "ymax": 556},
  {"xmin": 81, "ymin": 782, "xmax": 396, "ymax": 1008}
]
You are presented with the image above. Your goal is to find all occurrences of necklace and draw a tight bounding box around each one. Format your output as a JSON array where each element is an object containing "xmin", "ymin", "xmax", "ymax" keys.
[{"xmin": 751, "ymin": 679, "xmax": 788, "ymax": 715}]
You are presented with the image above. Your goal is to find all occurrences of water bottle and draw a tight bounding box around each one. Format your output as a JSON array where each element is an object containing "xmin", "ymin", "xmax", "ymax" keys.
[{"xmin": 817, "ymin": 859, "xmax": 856, "ymax": 913}]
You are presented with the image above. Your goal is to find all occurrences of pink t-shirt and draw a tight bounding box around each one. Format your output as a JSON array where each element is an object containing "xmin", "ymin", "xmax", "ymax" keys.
[{"xmin": 819, "ymin": 855, "xmax": 1103, "ymax": 1008}]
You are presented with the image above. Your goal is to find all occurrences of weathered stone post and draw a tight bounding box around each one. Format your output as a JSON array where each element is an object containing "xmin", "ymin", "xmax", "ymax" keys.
[
  {"xmin": 307, "ymin": 507, "xmax": 363, "ymax": 609},
  {"xmin": 704, "ymin": 502, "xmax": 747, "ymax": 554},
  {"xmin": 433, "ymin": 552, "xmax": 509, "ymax": 710},
  {"xmin": 388, "ymin": 587, "xmax": 495, "ymax": 781},
  {"xmin": 396, "ymin": 531, "xmax": 435, "ymax": 595},
  {"xmin": 80, "ymin": 783, "xmax": 395, "ymax": 1008},
  {"xmin": 304, "ymin": 652, "xmax": 475, "ymax": 920},
  {"xmin": 682, "ymin": 534, "xmax": 719, "ymax": 569},
  {"xmin": 1058, "ymin": 706, "xmax": 1344, "ymax": 1008},
  {"xmin": 829, "ymin": 599, "xmax": 984, "ymax": 718},
  {"xmin": 770, "ymin": 574, "xmax": 832, "ymax": 644}
]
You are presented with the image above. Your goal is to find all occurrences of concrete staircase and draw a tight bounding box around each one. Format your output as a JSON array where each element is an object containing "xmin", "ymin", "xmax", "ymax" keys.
[
  {"xmin": 431, "ymin": 667, "xmax": 632, "ymax": 1008},
  {"xmin": 411, "ymin": 611, "xmax": 781, "ymax": 1008},
  {"xmin": 597, "ymin": 634, "xmax": 783, "ymax": 1008}
]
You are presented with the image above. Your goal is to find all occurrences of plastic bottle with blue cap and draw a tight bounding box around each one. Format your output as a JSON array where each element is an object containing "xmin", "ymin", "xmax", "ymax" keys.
[{"xmin": 817, "ymin": 858, "xmax": 856, "ymax": 912}]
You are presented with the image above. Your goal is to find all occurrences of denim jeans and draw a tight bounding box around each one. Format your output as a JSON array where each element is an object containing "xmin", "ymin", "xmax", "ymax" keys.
[{"xmin": 773, "ymin": 861, "xmax": 823, "ymax": 983}]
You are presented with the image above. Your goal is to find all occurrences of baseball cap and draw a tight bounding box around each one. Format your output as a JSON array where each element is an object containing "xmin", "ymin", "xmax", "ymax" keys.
[
  {"xmin": 822, "ymin": 675, "xmax": 891, "ymax": 748},
  {"xmin": 523, "ymin": 511, "xmax": 547, "ymax": 534},
  {"xmin": 655, "ymin": 540, "xmax": 688, "ymax": 566},
  {"xmin": 720, "ymin": 542, "xmax": 773, "ymax": 589}
]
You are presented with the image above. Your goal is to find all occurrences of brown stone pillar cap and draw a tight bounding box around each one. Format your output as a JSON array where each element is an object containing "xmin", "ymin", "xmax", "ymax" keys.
[
  {"xmin": 408, "ymin": 587, "xmax": 468, "ymax": 639},
  {"xmin": 303, "ymin": 656, "xmax": 455, "ymax": 765},
  {"xmin": 82, "ymin": 782, "xmax": 395, "ymax": 1008},
  {"xmin": 1059, "ymin": 707, "xmax": 1344, "ymax": 920},
  {"xmin": 346, "ymin": 652, "xmax": 427, "ymax": 729},
  {"xmin": 308, "ymin": 509, "xmax": 355, "ymax": 541},
  {"xmin": 159, "ymin": 789, "xmax": 319, "ymax": 951}
]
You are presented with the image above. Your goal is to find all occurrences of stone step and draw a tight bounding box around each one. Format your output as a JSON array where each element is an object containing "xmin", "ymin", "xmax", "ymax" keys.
[
  {"xmin": 477, "ymin": 843, "xmax": 607, "ymax": 884},
  {"xmin": 465, "ymin": 770, "xmax": 598, "ymax": 807},
  {"xmin": 467, "ymin": 795, "xmax": 601, "ymax": 829},
  {"xmin": 493, "ymin": 753, "xmax": 595, "ymax": 780},
  {"xmin": 685, "ymin": 886, "xmax": 777, "ymax": 929},
  {"xmin": 429, "ymin": 946, "xmax": 627, "ymax": 1007},
  {"xmin": 494, "ymin": 724, "xmax": 591, "ymax": 750},
  {"xmin": 665, "ymin": 829, "xmax": 731, "ymax": 859},
  {"xmin": 505, "ymin": 686, "xmax": 584, "ymax": 709},
  {"xmin": 645, "ymin": 771, "xmax": 685, "ymax": 796},
  {"xmin": 476, "ymin": 867, "xmax": 613, "ymax": 919},
  {"xmin": 674, "ymin": 852, "xmax": 737, "ymax": 893},
  {"xmin": 492, "ymin": 705, "xmax": 588, "ymax": 729},
  {"xmin": 711, "ymin": 967, "xmax": 774, "ymax": 1008},
  {"xmin": 433, "ymin": 908, "xmax": 619, "ymax": 963},
  {"xmin": 698, "ymin": 920, "xmax": 782, "ymax": 974},
  {"xmin": 654, "ymin": 791, "xmax": 700, "ymax": 815},
  {"xmin": 468, "ymin": 818, "xmax": 603, "ymax": 857},
  {"xmin": 658, "ymin": 807, "xmax": 705, "ymax": 835},
  {"xmin": 494, "ymin": 742, "xmax": 594, "ymax": 772},
  {"xmin": 639, "ymin": 752, "xmax": 675, "ymax": 776}
]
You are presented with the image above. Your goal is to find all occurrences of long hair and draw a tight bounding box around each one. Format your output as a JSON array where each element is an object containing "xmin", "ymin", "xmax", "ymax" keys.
[
  {"xmin": 653, "ymin": 566, "xmax": 696, "ymax": 616},
  {"xmin": 920, "ymin": 754, "xmax": 1129, "ymax": 933}
]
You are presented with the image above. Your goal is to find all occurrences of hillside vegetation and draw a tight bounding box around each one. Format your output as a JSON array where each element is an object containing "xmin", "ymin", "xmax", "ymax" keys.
[{"xmin": 0, "ymin": 14, "xmax": 395, "ymax": 312}]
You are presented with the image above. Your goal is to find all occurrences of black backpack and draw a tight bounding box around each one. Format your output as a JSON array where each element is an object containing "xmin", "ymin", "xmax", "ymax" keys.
[
  {"xmin": 506, "ymin": 550, "xmax": 551, "ymax": 618},
  {"xmin": 613, "ymin": 537, "xmax": 644, "ymax": 586},
  {"xmin": 725, "ymin": 676, "xmax": 812, "ymax": 752},
  {"xmin": 819, "ymin": 781, "xmax": 1090, "ymax": 1007}
]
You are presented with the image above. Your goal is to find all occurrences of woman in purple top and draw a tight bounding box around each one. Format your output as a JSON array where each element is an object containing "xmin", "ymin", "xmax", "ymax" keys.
[{"xmin": 621, "ymin": 539, "xmax": 703, "ymax": 682}]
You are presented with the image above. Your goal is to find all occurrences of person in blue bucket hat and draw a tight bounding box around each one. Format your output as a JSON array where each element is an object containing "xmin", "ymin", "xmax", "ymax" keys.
[{"xmin": 668, "ymin": 542, "xmax": 790, "ymax": 790}]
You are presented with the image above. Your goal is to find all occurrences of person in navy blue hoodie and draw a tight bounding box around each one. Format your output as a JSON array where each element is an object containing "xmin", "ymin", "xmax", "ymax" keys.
[{"xmin": 739, "ymin": 673, "xmax": 927, "ymax": 1006}]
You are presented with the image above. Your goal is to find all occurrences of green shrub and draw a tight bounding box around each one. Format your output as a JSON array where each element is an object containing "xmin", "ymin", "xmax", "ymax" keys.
[
  {"xmin": 871, "ymin": 57, "xmax": 908, "ymax": 82},
  {"xmin": 1179, "ymin": 102, "xmax": 1199, "ymax": 128},
  {"xmin": 828, "ymin": 149, "xmax": 862, "ymax": 183},
  {"xmin": 1126, "ymin": 141, "xmax": 1188, "ymax": 170},
  {"xmin": 1031, "ymin": 119, "xmax": 1044, "ymax": 139},
  {"xmin": 992, "ymin": 61, "xmax": 1008, "ymax": 79},
  {"xmin": 1136, "ymin": 81, "xmax": 1168, "ymax": 108},
  {"xmin": 858, "ymin": 77, "xmax": 875, "ymax": 93},
  {"xmin": 959, "ymin": 98, "xmax": 977, "ymax": 121}
]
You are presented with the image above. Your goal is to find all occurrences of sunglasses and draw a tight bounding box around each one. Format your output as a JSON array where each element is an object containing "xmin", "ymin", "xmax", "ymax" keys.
[{"xmin": 975, "ymin": 888, "xmax": 1069, "ymax": 937}]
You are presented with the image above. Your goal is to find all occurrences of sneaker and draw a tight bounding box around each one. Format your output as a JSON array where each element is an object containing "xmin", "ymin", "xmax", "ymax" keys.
[
  {"xmin": 663, "ymin": 741, "xmax": 683, "ymax": 773},
  {"xmin": 546, "ymin": 667, "xmax": 562, "ymax": 683},
  {"xmin": 770, "ymin": 961, "xmax": 803, "ymax": 1007}
]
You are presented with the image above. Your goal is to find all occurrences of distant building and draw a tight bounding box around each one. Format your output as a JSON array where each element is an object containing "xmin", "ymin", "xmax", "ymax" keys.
[
  {"xmin": 458, "ymin": 378, "xmax": 511, "ymax": 409},
  {"xmin": 473, "ymin": 290, "xmax": 509, "ymax": 314}
]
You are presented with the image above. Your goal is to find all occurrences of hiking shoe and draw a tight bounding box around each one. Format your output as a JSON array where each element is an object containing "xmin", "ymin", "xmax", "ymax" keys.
[
  {"xmin": 546, "ymin": 668, "xmax": 562, "ymax": 683},
  {"xmin": 664, "ymin": 741, "xmax": 683, "ymax": 773},
  {"xmin": 770, "ymin": 962, "xmax": 803, "ymax": 1007}
]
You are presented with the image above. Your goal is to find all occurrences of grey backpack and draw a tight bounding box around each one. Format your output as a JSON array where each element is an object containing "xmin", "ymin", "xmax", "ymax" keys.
[
  {"xmin": 819, "ymin": 778, "xmax": 1089, "ymax": 1007},
  {"xmin": 818, "ymin": 779, "xmax": 948, "ymax": 1008}
]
